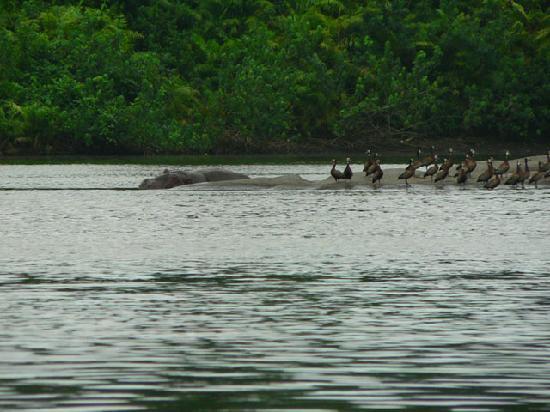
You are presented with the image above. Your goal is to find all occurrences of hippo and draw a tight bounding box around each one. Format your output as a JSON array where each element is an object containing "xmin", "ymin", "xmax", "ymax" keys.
[{"xmin": 138, "ymin": 168, "xmax": 249, "ymax": 189}]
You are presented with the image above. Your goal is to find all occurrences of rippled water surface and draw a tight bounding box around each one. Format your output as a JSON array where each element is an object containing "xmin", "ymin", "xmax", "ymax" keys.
[{"xmin": 1, "ymin": 164, "xmax": 549, "ymax": 411}]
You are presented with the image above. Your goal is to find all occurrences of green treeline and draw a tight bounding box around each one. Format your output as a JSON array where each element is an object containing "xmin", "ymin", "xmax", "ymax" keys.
[{"xmin": 0, "ymin": 1, "xmax": 548, "ymax": 154}]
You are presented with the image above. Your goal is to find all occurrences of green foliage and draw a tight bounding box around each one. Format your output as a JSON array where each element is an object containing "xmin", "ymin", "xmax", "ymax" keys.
[
  {"xmin": 338, "ymin": 44, "xmax": 448, "ymax": 139},
  {"xmin": 0, "ymin": 0, "xmax": 548, "ymax": 154}
]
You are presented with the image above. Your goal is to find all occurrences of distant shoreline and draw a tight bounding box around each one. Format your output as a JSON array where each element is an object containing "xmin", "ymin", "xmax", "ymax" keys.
[{"xmin": 1, "ymin": 135, "xmax": 547, "ymax": 165}]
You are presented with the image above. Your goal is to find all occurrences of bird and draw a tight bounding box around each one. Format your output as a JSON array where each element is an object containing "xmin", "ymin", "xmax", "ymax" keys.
[
  {"xmin": 399, "ymin": 158, "xmax": 415, "ymax": 187},
  {"xmin": 545, "ymin": 169, "xmax": 550, "ymax": 179},
  {"xmin": 464, "ymin": 148, "xmax": 477, "ymax": 176},
  {"xmin": 542, "ymin": 150, "xmax": 550, "ymax": 172},
  {"xmin": 477, "ymin": 158, "xmax": 494, "ymax": 183},
  {"xmin": 343, "ymin": 157, "xmax": 353, "ymax": 180},
  {"xmin": 419, "ymin": 146, "xmax": 436, "ymax": 169},
  {"xmin": 484, "ymin": 174, "xmax": 500, "ymax": 190},
  {"xmin": 365, "ymin": 153, "xmax": 379, "ymax": 176},
  {"xmin": 504, "ymin": 161, "xmax": 522, "ymax": 187},
  {"xmin": 494, "ymin": 150, "xmax": 511, "ymax": 177},
  {"xmin": 363, "ymin": 150, "xmax": 373, "ymax": 175},
  {"xmin": 411, "ymin": 147, "xmax": 423, "ymax": 169},
  {"xmin": 434, "ymin": 160, "xmax": 450, "ymax": 183},
  {"xmin": 529, "ymin": 161, "xmax": 545, "ymax": 189},
  {"xmin": 440, "ymin": 148, "xmax": 454, "ymax": 171},
  {"xmin": 456, "ymin": 152, "xmax": 474, "ymax": 175},
  {"xmin": 453, "ymin": 160, "xmax": 464, "ymax": 177},
  {"xmin": 541, "ymin": 150, "xmax": 550, "ymax": 172},
  {"xmin": 518, "ymin": 158, "xmax": 530, "ymax": 189},
  {"xmin": 456, "ymin": 165, "xmax": 468, "ymax": 186},
  {"xmin": 424, "ymin": 155, "xmax": 439, "ymax": 181},
  {"xmin": 371, "ymin": 159, "xmax": 383, "ymax": 187},
  {"xmin": 456, "ymin": 154, "xmax": 467, "ymax": 171},
  {"xmin": 331, "ymin": 159, "xmax": 345, "ymax": 182}
]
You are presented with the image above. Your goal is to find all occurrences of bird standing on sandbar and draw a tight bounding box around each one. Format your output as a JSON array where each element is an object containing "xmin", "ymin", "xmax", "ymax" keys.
[
  {"xmin": 331, "ymin": 159, "xmax": 345, "ymax": 182},
  {"xmin": 424, "ymin": 155, "xmax": 439, "ymax": 181},
  {"xmin": 411, "ymin": 148, "xmax": 423, "ymax": 170},
  {"xmin": 371, "ymin": 159, "xmax": 383, "ymax": 187},
  {"xmin": 456, "ymin": 165, "xmax": 468, "ymax": 186},
  {"xmin": 464, "ymin": 149, "xmax": 477, "ymax": 176},
  {"xmin": 477, "ymin": 158, "xmax": 494, "ymax": 183},
  {"xmin": 365, "ymin": 153, "xmax": 379, "ymax": 176},
  {"xmin": 343, "ymin": 158, "xmax": 353, "ymax": 180},
  {"xmin": 434, "ymin": 159, "xmax": 450, "ymax": 183},
  {"xmin": 363, "ymin": 150, "xmax": 373, "ymax": 175},
  {"xmin": 399, "ymin": 159, "xmax": 415, "ymax": 187},
  {"xmin": 518, "ymin": 158, "xmax": 530, "ymax": 189},
  {"xmin": 529, "ymin": 161, "xmax": 545, "ymax": 189},
  {"xmin": 419, "ymin": 146, "xmax": 436, "ymax": 170},
  {"xmin": 504, "ymin": 161, "xmax": 522, "ymax": 188},
  {"xmin": 484, "ymin": 174, "xmax": 500, "ymax": 190},
  {"xmin": 541, "ymin": 150, "xmax": 550, "ymax": 173},
  {"xmin": 440, "ymin": 148, "xmax": 454, "ymax": 171},
  {"xmin": 494, "ymin": 151, "xmax": 510, "ymax": 177}
]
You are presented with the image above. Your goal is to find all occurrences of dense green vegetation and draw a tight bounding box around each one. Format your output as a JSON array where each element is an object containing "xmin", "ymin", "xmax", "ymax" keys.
[{"xmin": 1, "ymin": 0, "xmax": 548, "ymax": 155}]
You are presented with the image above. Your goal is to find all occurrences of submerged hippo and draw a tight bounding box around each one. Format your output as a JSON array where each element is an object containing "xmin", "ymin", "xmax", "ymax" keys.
[{"xmin": 138, "ymin": 168, "xmax": 249, "ymax": 189}]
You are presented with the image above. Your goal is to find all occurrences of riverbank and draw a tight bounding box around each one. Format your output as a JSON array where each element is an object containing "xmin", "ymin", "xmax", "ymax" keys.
[
  {"xmin": 1, "ymin": 136, "xmax": 547, "ymax": 165},
  {"xmin": 1, "ymin": 148, "xmax": 548, "ymax": 167}
]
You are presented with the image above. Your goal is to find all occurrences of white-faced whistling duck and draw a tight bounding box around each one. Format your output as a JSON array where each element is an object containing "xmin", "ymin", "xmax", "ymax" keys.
[
  {"xmin": 363, "ymin": 150, "xmax": 372, "ymax": 175},
  {"xmin": 529, "ymin": 161, "xmax": 545, "ymax": 189},
  {"xmin": 424, "ymin": 155, "xmax": 439, "ymax": 181},
  {"xmin": 343, "ymin": 157, "xmax": 353, "ymax": 179},
  {"xmin": 434, "ymin": 159, "xmax": 450, "ymax": 183},
  {"xmin": 456, "ymin": 165, "xmax": 468, "ymax": 186},
  {"xmin": 453, "ymin": 160, "xmax": 465, "ymax": 177},
  {"xmin": 477, "ymin": 158, "xmax": 494, "ymax": 183},
  {"xmin": 456, "ymin": 154, "xmax": 467, "ymax": 172},
  {"xmin": 504, "ymin": 161, "xmax": 522, "ymax": 187},
  {"xmin": 518, "ymin": 158, "xmax": 530, "ymax": 189},
  {"xmin": 411, "ymin": 147, "xmax": 423, "ymax": 169},
  {"xmin": 420, "ymin": 146, "xmax": 436, "ymax": 169},
  {"xmin": 456, "ymin": 152, "xmax": 473, "ymax": 175},
  {"xmin": 365, "ymin": 153, "xmax": 379, "ymax": 176},
  {"xmin": 541, "ymin": 150, "xmax": 550, "ymax": 172},
  {"xmin": 399, "ymin": 158, "xmax": 415, "ymax": 187},
  {"xmin": 371, "ymin": 159, "xmax": 383, "ymax": 187},
  {"xmin": 464, "ymin": 148, "xmax": 477, "ymax": 176},
  {"xmin": 441, "ymin": 148, "xmax": 454, "ymax": 171},
  {"xmin": 494, "ymin": 150, "xmax": 510, "ymax": 177},
  {"xmin": 331, "ymin": 159, "xmax": 345, "ymax": 182},
  {"xmin": 484, "ymin": 174, "xmax": 500, "ymax": 190}
]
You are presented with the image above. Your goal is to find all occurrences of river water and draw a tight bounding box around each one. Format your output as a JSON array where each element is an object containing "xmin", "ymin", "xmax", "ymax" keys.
[{"xmin": 1, "ymin": 164, "xmax": 549, "ymax": 411}]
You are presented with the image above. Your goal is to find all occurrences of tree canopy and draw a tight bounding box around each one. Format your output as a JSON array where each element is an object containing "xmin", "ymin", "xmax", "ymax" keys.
[{"xmin": 1, "ymin": 0, "xmax": 548, "ymax": 154}]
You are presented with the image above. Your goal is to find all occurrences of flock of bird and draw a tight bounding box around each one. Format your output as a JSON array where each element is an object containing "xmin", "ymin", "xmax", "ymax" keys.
[{"xmin": 331, "ymin": 148, "xmax": 550, "ymax": 189}]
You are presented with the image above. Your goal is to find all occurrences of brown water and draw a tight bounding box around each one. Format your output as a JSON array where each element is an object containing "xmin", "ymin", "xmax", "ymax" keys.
[{"xmin": 1, "ymin": 164, "xmax": 549, "ymax": 411}]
